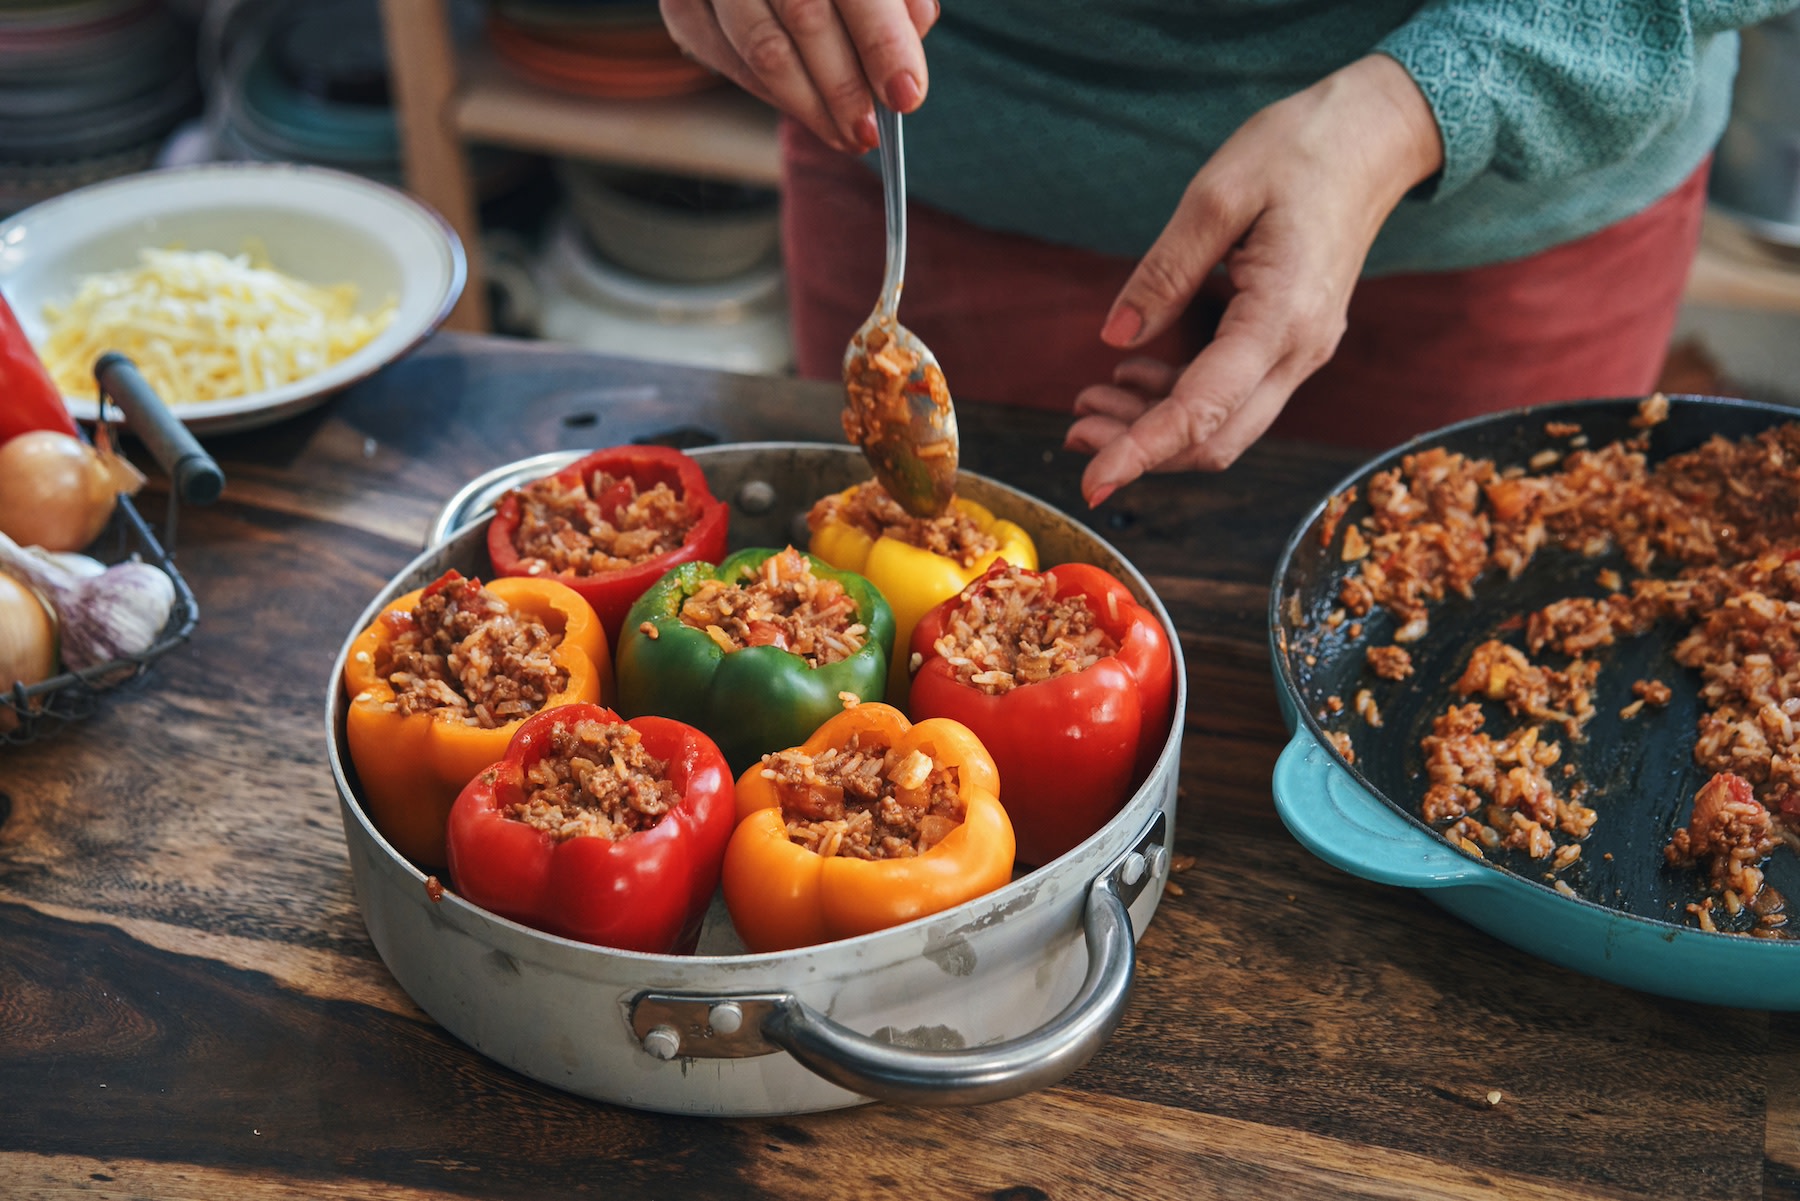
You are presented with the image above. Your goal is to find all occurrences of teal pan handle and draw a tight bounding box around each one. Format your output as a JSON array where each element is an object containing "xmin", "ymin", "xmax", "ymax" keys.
[
  {"xmin": 1271, "ymin": 729, "xmax": 1494, "ymax": 891},
  {"xmin": 1271, "ymin": 726, "xmax": 1800, "ymax": 1010}
]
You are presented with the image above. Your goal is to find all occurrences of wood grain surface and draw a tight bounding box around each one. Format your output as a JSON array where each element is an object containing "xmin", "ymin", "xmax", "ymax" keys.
[{"xmin": 2, "ymin": 334, "xmax": 1795, "ymax": 1201}]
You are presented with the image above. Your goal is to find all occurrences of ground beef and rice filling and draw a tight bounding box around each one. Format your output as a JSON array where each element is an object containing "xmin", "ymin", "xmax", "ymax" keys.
[
  {"xmin": 759, "ymin": 732, "xmax": 965, "ymax": 860},
  {"xmin": 931, "ymin": 564, "xmax": 1120, "ymax": 694},
  {"xmin": 1315, "ymin": 398, "xmax": 1800, "ymax": 935},
  {"xmin": 378, "ymin": 577, "xmax": 566, "ymax": 728},
  {"xmin": 679, "ymin": 547, "xmax": 866, "ymax": 666},
  {"xmin": 508, "ymin": 716, "xmax": 677, "ymax": 842},
  {"xmin": 809, "ymin": 480, "xmax": 998, "ymax": 568},
  {"xmin": 506, "ymin": 471, "xmax": 697, "ymax": 575}
]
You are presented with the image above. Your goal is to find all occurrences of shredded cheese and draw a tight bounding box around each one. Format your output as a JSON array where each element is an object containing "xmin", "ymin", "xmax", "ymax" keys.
[{"xmin": 38, "ymin": 245, "xmax": 397, "ymax": 405}]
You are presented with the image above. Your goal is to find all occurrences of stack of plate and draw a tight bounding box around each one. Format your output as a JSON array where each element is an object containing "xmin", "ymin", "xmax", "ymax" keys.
[
  {"xmin": 487, "ymin": 0, "xmax": 718, "ymax": 99},
  {"xmin": 557, "ymin": 159, "xmax": 779, "ymax": 283},
  {"xmin": 208, "ymin": 0, "xmax": 525, "ymax": 195},
  {"xmin": 524, "ymin": 208, "xmax": 793, "ymax": 375},
  {"xmin": 210, "ymin": 0, "xmax": 402, "ymax": 185},
  {"xmin": 0, "ymin": 0, "xmax": 199, "ymax": 215}
]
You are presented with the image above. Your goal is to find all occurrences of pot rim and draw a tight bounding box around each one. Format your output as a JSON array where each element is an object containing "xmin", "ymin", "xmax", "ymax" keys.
[{"xmin": 332, "ymin": 441, "xmax": 1191, "ymax": 969}]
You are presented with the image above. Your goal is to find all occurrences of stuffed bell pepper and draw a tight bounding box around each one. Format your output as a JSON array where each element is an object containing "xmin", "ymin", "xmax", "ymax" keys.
[
  {"xmin": 909, "ymin": 561, "xmax": 1174, "ymax": 866},
  {"xmin": 487, "ymin": 444, "xmax": 729, "ymax": 645},
  {"xmin": 722, "ymin": 702, "xmax": 1015, "ymax": 952},
  {"xmin": 614, "ymin": 546, "xmax": 895, "ymax": 771},
  {"xmin": 343, "ymin": 569, "xmax": 610, "ymax": 870},
  {"xmin": 807, "ymin": 480, "xmax": 1035, "ymax": 704},
  {"xmin": 445, "ymin": 702, "xmax": 735, "ymax": 954}
]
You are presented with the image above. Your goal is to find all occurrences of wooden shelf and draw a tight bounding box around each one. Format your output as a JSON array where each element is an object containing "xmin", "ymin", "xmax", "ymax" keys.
[
  {"xmin": 380, "ymin": 0, "xmax": 780, "ymax": 332},
  {"xmin": 455, "ymin": 50, "xmax": 779, "ymax": 187}
]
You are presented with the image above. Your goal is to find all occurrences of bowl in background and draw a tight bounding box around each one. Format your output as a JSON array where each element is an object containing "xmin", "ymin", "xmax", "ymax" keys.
[
  {"xmin": 557, "ymin": 159, "xmax": 780, "ymax": 284},
  {"xmin": 0, "ymin": 162, "xmax": 465, "ymax": 434}
]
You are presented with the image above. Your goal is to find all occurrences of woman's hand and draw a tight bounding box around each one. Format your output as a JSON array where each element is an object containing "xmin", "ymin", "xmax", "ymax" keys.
[
  {"xmin": 660, "ymin": 0, "xmax": 938, "ymax": 153},
  {"xmin": 1065, "ymin": 54, "xmax": 1444, "ymax": 506}
]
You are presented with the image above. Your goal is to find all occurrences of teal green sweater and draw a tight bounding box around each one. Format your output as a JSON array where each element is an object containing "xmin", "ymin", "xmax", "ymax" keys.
[{"xmin": 903, "ymin": 1, "xmax": 1797, "ymax": 275}]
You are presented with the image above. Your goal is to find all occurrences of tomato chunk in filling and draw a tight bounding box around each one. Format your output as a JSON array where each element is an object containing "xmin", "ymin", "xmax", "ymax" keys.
[
  {"xmin": 508, "ymin": 717, "xmax": 678, "ymax": 841},
  {"xmin": 378, "ymin": 576, "xmax": 567, "ymax": 727},
  {"xmin": 507, "ymin": 470, "xmax": 698, "ymax": 574},
  {"xmin": 808, "ymin": 479, "xmax": 997, "ymax": 568},
  {"xmin": 933, "ymin": 563, "xmax": 1119, "ymax": 694},
  {"xmin": 679, "ymin": 546, "xmax": 865, "ymax": 666},
  {"xmin": 760, "ymin": 732, "xmax": 965, "ymax": 859}
]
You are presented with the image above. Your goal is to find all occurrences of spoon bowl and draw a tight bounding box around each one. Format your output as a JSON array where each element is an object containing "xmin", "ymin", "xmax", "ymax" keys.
[{"xmin": 841, "ymin": 107, "xmax": 959, "ymax": 518}]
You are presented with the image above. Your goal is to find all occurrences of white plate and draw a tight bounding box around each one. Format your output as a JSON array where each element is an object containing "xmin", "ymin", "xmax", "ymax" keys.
[{"xmin": 0, "ymin": 162, "xmax": 465, "ymax": 434}]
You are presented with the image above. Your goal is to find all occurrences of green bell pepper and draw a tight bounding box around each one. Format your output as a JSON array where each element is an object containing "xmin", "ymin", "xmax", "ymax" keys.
[{"xmin": 614, "ymin": 547, "xmax": 896, "ymax": 772}]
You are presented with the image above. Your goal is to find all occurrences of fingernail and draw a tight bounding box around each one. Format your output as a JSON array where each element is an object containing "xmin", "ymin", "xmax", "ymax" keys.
[
  {"xmin": 1101, "ymin": 304, "xmax": 1143, "ymax": 348},
  {"xmin": 886, "ymin": 71, "xmax": 923, "ymax": 112},
  {"xmin": 1086, "ymin": 482, "xmax": 1118, "ymax": 509},
  {"xmin": 853, "ymin": 110, "xmax": 879, "ymax": 151}
]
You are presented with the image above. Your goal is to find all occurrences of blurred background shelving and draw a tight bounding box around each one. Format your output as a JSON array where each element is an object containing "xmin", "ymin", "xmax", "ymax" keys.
[{"xmin": 2, "ymin": 0, "xmax": 1800, "ymax": 393}]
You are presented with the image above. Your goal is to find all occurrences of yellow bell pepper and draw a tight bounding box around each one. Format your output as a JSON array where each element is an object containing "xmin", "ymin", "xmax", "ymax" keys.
[
  {"xmin": 343, "ymin": 570, "xmax": 611, "ymax": 871},
  {"xmin": 808, "ymin": 487, "xmax": 1036, "ymax": 704}
]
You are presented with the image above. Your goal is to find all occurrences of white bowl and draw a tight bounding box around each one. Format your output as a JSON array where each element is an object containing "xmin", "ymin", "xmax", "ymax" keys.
[{"xmin": 0, "ymin": 162, "xmax": 465, "ymax": 434}]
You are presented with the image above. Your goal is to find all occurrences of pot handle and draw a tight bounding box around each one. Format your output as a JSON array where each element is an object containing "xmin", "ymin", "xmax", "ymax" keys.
[
  {"xmin": 628, "ymin": 811, "xmax": 1165, "ymax": 1107},
  {"xmin": 1271, "ymin": 728, "xmax": 1493, "ymax": 889}
]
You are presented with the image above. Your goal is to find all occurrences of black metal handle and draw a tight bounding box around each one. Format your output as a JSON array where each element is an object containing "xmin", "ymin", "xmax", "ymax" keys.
[{"xmin": 94, "ymin": 353, "xmax": 225, "ymax": 506}]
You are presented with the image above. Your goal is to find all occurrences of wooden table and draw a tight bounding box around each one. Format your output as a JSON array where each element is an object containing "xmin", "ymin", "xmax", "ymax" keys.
[{"xmin": 4, "ymin": 334, "xmax": 1795, "ymax": 1200}]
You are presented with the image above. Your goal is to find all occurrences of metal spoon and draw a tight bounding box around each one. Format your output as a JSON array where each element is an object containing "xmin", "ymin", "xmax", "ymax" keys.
[{"xmin": 841, "ymin": 105, "xmax": 959, "ymax": 518}]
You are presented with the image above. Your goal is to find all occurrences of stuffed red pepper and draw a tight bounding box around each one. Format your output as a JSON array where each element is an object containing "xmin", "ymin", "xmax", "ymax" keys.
[
  {"xmin": 445, "ymin": 702, "xmax": 735, "ymax": 954},
  {"xmin": 908, "ymin": 561, "xmax": 1175, "ymax": 866},
  {"xmin": 487, "ymin": 444, "xmax": 729, "ymax": 644}
]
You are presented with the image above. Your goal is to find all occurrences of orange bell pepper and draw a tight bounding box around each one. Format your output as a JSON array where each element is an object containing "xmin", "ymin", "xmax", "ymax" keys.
[
  {"xmin": 343, "ymin": 570, "xmax": 611, "ymax": 870},
  {"xmin": 721, "ymin": 703, "xmax": 1015, "ymax": 952}
]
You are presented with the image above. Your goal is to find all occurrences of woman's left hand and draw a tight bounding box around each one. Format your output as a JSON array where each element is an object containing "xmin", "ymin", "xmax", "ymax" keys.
[{"xmin": 1064, "ymin": 53, "xmax": 1444, "ymax": 506}]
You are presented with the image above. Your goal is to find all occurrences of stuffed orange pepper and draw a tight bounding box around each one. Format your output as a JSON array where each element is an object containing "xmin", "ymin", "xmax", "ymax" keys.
[
  {"xmin": 343, "ymin": 569, "xmax": 610, "ymax": 870},
  {"xmin": 722, "ymin": 703, "xmax": 1014, "ymax": 952}
]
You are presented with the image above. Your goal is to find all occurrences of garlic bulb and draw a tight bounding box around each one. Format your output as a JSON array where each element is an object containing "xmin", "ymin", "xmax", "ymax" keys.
[{"xmin": 0, "ymin": 532, "xmax": 175, "ymax": 672}]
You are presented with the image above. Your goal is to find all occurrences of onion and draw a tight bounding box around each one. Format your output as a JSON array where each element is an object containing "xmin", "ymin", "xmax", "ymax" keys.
[
  {"xmin": 0, "ymin": 571, "xmax": 55, "ymax": 732},
  {"xmin": 0, "ymin": 532, "xmax": 172, "ymax": 673},
  {"xmin": 0, "ymin": 431, "xmax": 141, "ymax": 552}
]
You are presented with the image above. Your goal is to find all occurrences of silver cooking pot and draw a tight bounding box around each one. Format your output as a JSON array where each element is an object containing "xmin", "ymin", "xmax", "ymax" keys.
[{"xmin": 326, "ymin": 443, "xmax": 1187, "ymax": 1115}]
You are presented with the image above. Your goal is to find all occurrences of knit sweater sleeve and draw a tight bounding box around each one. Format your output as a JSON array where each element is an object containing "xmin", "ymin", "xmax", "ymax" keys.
[{"xmin": 1377, "ymin": 0, "xmax": 1798, "ymax": 199}]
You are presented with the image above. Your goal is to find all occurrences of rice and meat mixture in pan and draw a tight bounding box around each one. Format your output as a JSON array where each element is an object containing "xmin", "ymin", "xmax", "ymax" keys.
[
  {"xmin": 378, "ymin": 576, "xmax": 566, "ymax": 728},
  {"xmin": 1319, "ymin": 396, "xmax": 1800, "ymax": 935},
  {"xmin": 505, "ymin": 470, "xmax": 698, "ymax": 574},
  {"xmin": 760, "ymin": 733, "xmax": 965, "ymax": 860},
  {"xmin": 679, "ymin": 546, "xmax": 867, "ymax": 665},
  {"xmin": 930, "ymin": 563, "xmax": 1120, "ymax": 694},
  {"xmin": 809, "ymin": 480, "xmax": 998, "ymax": 568},
  {"xmin": 508, "ymin": 716, "xmax": 677, "ymax": 842}
]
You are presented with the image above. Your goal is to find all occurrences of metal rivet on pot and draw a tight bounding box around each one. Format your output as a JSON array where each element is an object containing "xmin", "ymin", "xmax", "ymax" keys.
[
  {"xmin": 736, "ymin": 480, "xmax": 776, "ymax": 515},
  {"xmin": 1120, "ymin": 852, "xmax": 1147, "ymax": 887},
  {"xmin": 708, "ymin": 1002, "xmax": 744, "ymax": 1035},
  {"xmin": 1144, "ymin": 844, "xmax": 1170, "ymax": 881},
  {"xmin": 642, "ymin": 1024, "xmax": 682, "ymax": 1060}
]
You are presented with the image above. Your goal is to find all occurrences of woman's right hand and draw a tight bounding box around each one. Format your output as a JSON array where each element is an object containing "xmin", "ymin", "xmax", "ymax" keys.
[{"xmin": 660, "ymin": 0, "xmax": 937, "ymax": 153}]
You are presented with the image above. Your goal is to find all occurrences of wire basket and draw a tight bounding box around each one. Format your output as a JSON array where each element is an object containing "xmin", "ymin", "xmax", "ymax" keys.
[{"xmin": 1, "ymin": 355, "xmax": 220, "ymax": 745}]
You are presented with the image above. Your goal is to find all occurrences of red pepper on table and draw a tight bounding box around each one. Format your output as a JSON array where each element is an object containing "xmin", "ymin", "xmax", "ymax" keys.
[
  {"xmin": 908, "ymin": 561, "xmax": 1176, "ymax": 867},
  {"xmin": 486, "ymin": 444, "xmax": 729, "ymax": 645},
  {"xmin": 445, "ymin": 702, "xmax": 736, "ymax": 954},
  {"xmin": 0, "ymin": 290, "xmax": 79, "ymax": 444}
]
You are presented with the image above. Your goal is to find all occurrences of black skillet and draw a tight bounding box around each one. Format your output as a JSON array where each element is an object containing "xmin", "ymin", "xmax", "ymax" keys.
[{"xmin": 1267, "ymin": 394, "xmax": 1800, "ymax": 1009}]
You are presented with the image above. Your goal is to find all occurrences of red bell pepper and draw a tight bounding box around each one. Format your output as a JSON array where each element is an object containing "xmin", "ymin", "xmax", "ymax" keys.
[
  {"xmin": 445, "ymin": 702, "xmax": 735, "ymax": 954},
  {"xmin": 486, "ymin": 444, "xmax": 729, "ymax": 645},
  {"xmin": 0, "ymin": 290, "xmax": 79, "ymax": 444},
  {"xmin": 908, "ymin": 561, "xmax": 1175, "ymax": 867}
]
